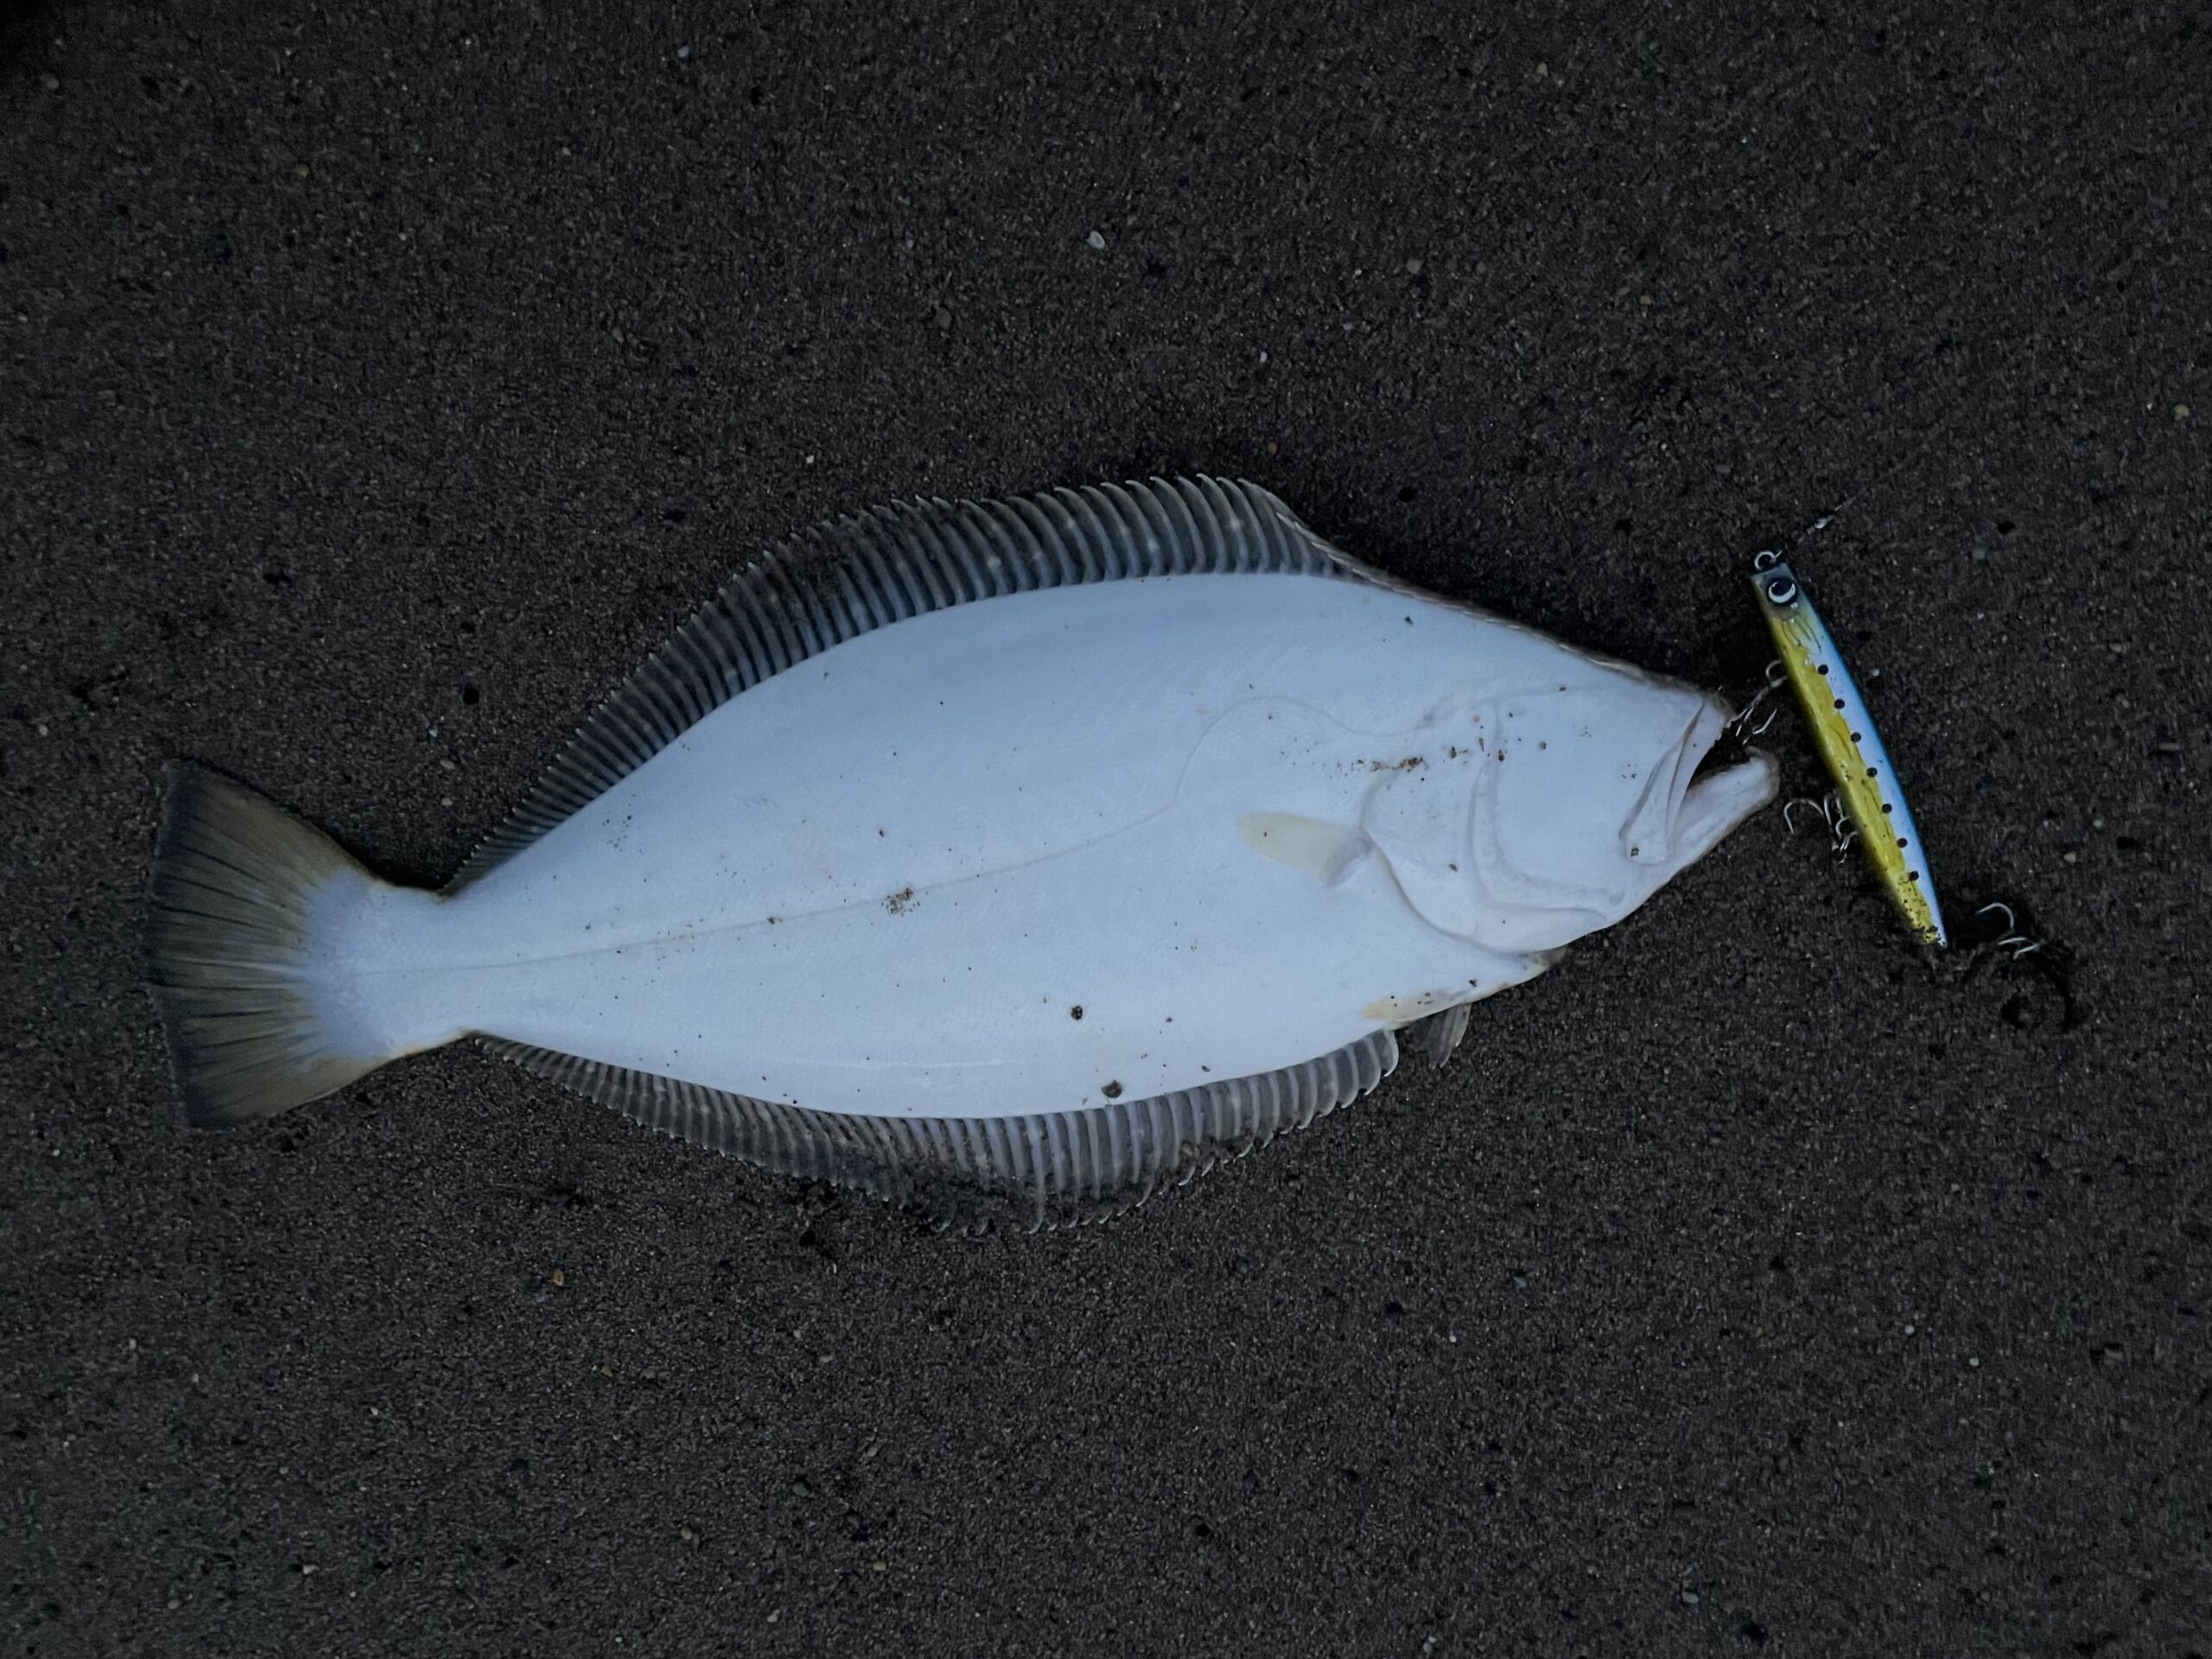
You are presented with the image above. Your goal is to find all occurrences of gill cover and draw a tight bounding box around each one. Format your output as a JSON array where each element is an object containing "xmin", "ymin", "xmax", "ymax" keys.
[{"xmin": 1360, "ymin": 683, "xmax": 1747, "ymax": 956}]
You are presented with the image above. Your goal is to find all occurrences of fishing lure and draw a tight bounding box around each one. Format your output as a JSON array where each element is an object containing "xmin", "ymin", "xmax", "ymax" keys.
[
  {"xmin": 1749, "ymin": 550, "xmax": 1947, "ymax": 947},
  {"xmin": 145, "ymin": 477, "xmax": 1777, "ymax": 1227}
]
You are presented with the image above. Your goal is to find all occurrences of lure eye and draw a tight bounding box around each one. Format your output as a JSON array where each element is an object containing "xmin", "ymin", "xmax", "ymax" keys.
[
  {"xmin": 1752, "ymin": 550, "xmax": 1780, "ymax": 572},
  {"xmin": 1764, "ymin": 574, "xmax": 1798, "ymax": 605}
]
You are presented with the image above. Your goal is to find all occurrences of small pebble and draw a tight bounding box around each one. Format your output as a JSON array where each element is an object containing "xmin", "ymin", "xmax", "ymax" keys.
[{"xmin": 1085, "ymin": 230, "xmax": 1107, "ymax": 251}]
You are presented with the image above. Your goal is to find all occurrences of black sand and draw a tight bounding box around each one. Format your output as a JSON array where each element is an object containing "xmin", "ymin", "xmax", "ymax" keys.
[{"xmin": 4, "ymin": 3, "xmax": 2209, "ymax": 1653}]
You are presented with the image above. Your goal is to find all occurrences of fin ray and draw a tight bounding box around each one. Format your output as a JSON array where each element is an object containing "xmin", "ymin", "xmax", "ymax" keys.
[
  {"xmin": 146, "ymin": 766, "xmax": 391, "ymax": 1124},
  {"xmin": 479, "ymin": 1028, "xmax": 1403, "ymax": 1230},
  {"xmin": 445, "ymin": 476, "xmax": 1362, "ymax": 893},
  {"xmin": 1403, "ymin": 1002, "xmax": 1474, "ymax": 1067}
]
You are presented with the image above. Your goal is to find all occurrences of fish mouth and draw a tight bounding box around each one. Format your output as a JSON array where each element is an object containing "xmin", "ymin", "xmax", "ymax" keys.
[
  {"xmin": 1667, "ymin": 696, "xmax": 1779, "ymax": 868},
  {"xmin": 1619, "ymin": 695, "xmax": 1775, "ymax": 875}
]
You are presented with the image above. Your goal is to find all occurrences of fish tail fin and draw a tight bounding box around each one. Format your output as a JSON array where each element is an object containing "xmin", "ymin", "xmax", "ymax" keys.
[{"xmin": 146, "ymin": 763, "xmax": 435, "ymax": 1126}]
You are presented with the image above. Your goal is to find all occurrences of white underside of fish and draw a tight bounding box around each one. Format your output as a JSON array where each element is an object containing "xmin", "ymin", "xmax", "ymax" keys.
[
  {"xmin": 147, "ymin": 477, "xmax": 1777, "ymax": 1224},
  {"xmin": 318, "ymin": 573, "xmax": 1759, "ymax": 1118}
]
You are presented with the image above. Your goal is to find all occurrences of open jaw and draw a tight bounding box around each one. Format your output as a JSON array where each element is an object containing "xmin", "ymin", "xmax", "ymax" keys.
[{"xmin": 1666, "ymin": 696, "xmax": 1780, "ymax": 868}]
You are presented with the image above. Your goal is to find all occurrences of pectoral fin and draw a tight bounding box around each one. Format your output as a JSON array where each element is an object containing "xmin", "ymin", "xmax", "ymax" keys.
[{"xmin": 1236, "ymin": 812, "xmax": 1371, "ymax": 885}]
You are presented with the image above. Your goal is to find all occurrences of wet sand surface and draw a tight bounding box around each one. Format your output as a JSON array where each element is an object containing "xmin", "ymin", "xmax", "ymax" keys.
[{"xmin": 4, "ymin": 3, "xmax": 2209, "ymax": 1653}]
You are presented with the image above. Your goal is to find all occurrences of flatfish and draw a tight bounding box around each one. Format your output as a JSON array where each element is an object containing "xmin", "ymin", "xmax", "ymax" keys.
[{"xmin": 147, "ymin": 477, "xmax": 1776, "ymax": 1225}]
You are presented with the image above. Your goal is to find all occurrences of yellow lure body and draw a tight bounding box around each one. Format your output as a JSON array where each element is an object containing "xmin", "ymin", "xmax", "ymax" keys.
[{"xmin": 1751, "ymin": 553, "xmax": 1947, "ymax": 947}]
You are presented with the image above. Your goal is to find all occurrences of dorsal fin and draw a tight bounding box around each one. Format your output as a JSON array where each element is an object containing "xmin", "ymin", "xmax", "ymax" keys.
[
  {"xmin": 445, "ymin": 476, "xmax": 1364, "ymax": 893},
  {"xmin": 478, "ymin": 1026, "xmax": 1402, "ymax": 1230}
]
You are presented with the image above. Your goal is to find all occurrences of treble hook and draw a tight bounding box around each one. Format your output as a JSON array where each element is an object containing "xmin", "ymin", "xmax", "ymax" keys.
[
  {"xmin": 1974, "ymin": 901, "xmax": 2044, "ymax": 960},
  {"xmin": 1784, "ymin": 791, "xmax": 1848, "ymax": 842},
  {"xmin": 1782, "ymin": 797, "xmax": 1827, "ymax": 836},
  {"xmin": 1727, "ymin": 664, "xmax": 1786, "ymax": 740}
]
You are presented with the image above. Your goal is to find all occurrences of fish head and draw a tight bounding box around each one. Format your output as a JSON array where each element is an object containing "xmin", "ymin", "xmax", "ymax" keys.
[
  {"xmin": 1363, "ymin": 670, "xmax": 1777, "ymax": 956},
  {"xmin": 1470, "ymin": 675, "xmax": 1777, "ymax": 950}
]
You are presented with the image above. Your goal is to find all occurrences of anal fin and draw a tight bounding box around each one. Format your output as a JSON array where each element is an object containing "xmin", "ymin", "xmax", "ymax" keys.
[{"xmin": 479, "ymin": 1028, "xmax": 1402, "ymax": 1230}]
